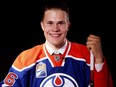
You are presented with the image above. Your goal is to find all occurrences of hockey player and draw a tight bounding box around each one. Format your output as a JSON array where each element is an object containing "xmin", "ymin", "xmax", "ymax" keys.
[{"xmin": 0, "ymin": 0, "xmax": 113, "ymax": 87}]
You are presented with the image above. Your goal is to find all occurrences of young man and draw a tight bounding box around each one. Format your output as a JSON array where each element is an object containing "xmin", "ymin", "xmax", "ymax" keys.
[{"xmin": 0, "ymin": 0, "xmax": 113, "ymax": 87}]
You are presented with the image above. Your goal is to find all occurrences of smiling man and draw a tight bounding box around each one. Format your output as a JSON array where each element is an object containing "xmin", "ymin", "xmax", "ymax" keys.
[{"xmin": 0, "ymin": 0, "xmax": 113, "ymax": 87}]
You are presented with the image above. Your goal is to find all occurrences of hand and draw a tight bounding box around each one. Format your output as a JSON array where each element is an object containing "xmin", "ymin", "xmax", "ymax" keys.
[{"xmin": 86, "ymin": 34, "xmax": 104, "ymax": 64}]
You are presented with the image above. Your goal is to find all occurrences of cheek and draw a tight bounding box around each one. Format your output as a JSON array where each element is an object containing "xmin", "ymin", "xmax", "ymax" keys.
[
  {"xmin": 43, "ymin": 28, "xmax": 50, "ymax": 34},
  {"xmin": 66, "ymin": 28, "xmax": 69, "ymax": 31},
  {"xmin": 62, "ymin": 27, "xmax": 69, "ymax": 32},
  {"xmin": 61, "ymin": 29, "xmax": 68, "ymax": 35}
]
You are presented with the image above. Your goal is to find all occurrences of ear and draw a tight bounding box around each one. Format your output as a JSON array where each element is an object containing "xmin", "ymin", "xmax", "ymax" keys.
[{"xmin": 40, "ymin": 21, "xmax": 44, "ymax": 31}]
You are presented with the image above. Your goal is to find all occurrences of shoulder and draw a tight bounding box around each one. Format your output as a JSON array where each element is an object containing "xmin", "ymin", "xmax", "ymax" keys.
[
  {"xmin": 12, "ymin": 44, "xmax": 46, "ymax": 70},
  {"xmin": 71, "ymin": 42, "xmax": 88, "ymax": 51},
  {"xmin": 21, "ymin": 44, "xmax": 43, "ymax": 55},
  {"xmin": 69, "ymin": 42, "xmax": 90, "ymax": 61}
]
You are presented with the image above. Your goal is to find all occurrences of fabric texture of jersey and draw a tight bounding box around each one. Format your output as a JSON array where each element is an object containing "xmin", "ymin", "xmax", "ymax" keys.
[{"xmin": 0, "ymin": 42, "xmax": 113, "ymax": 87}]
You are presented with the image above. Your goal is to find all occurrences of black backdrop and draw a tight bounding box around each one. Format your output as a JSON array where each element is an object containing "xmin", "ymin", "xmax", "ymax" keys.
[{"xmin": 0, "ymin": 0, "xmax": 115, "ymax": 86}]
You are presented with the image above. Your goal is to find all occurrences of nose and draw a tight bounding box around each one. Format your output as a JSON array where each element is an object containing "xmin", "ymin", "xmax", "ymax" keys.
[{"xmin": 52, "ymin": 24, "xmax": 60, "ymax": 32}]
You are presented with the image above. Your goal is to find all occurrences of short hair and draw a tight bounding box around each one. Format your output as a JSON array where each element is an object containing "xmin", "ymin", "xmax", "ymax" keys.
[{"xmin": 41, "ymin": 0, "xmax": 70, "ymax": 21}]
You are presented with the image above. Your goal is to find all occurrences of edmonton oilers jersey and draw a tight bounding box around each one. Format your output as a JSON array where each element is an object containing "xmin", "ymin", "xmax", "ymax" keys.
[{"xmin": 0, "ymin": 42, "xmax": 91, "ymax": 87}]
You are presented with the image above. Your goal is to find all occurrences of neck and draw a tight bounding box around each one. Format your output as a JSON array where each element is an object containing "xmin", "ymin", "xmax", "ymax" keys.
[{"xmin": 46, "ymin": 39, "xmax": 67, "ymax": 50}]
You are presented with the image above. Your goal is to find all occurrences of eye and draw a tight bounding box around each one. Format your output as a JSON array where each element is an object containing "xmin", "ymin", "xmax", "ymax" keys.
[
  {"xmin": 58, "ymin": 21, "xmax": 65, "ymax": 25},
  {"xmin": 47, "ymin": 21, "xmax": 53, "ymax": 25}
]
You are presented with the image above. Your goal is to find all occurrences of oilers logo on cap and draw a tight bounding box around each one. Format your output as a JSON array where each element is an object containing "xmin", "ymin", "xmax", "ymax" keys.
[{"xmin": 40, "ymin": 73, "xmax": 79, "ymax": 87}]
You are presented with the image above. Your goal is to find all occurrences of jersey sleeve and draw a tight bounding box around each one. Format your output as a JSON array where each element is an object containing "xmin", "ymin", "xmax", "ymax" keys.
[
  {"xmin": 94, "ymin": 59, "xmax": 114, "ymax": 87},
  {"xmin": 0, "ymin": 45, "xmax": 44, "ymax": 87},
  {"xmin": 0, "ymin": 52, "xmax": 31, "ymax": 87},
  {"xmin": 0, "ymin": 63, "xmax": 30, "ymax": 87}
]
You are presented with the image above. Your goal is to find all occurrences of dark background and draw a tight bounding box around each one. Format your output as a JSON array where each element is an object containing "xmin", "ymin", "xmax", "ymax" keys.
[{"xmin": 0, "ymin": 0, "xmax": 115, "ymax": 86}]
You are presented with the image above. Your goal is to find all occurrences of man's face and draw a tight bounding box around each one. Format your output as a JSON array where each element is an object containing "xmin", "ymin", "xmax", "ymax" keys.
[{"xmin": 41, "ymin": 9, "xmax": 70, "ymax": 48}]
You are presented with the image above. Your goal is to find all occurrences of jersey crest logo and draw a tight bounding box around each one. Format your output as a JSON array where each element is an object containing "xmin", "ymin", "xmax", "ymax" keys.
[
  {"xmin": 40, "ymin": 73, "xmax": 79, "ymax": 87},
  {"xmin": 36, "ymin": 62, "xmax": 47, "ymax": 78}
]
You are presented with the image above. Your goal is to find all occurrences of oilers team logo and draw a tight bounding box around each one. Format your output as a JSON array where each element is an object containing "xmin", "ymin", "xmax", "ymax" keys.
[{"xmin": 40, "ymin": 73, "xmax": 79, "ymax": 87}]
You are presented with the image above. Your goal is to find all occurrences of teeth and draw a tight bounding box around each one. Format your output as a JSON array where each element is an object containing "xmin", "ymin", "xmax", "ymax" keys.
[
  {"xmin": 52, "ymin": 35, "xmax": 59, "ymax": 36},
  {"xmin": 50, "ymin": 34, "xmax": 60, "ymax": 36}
]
